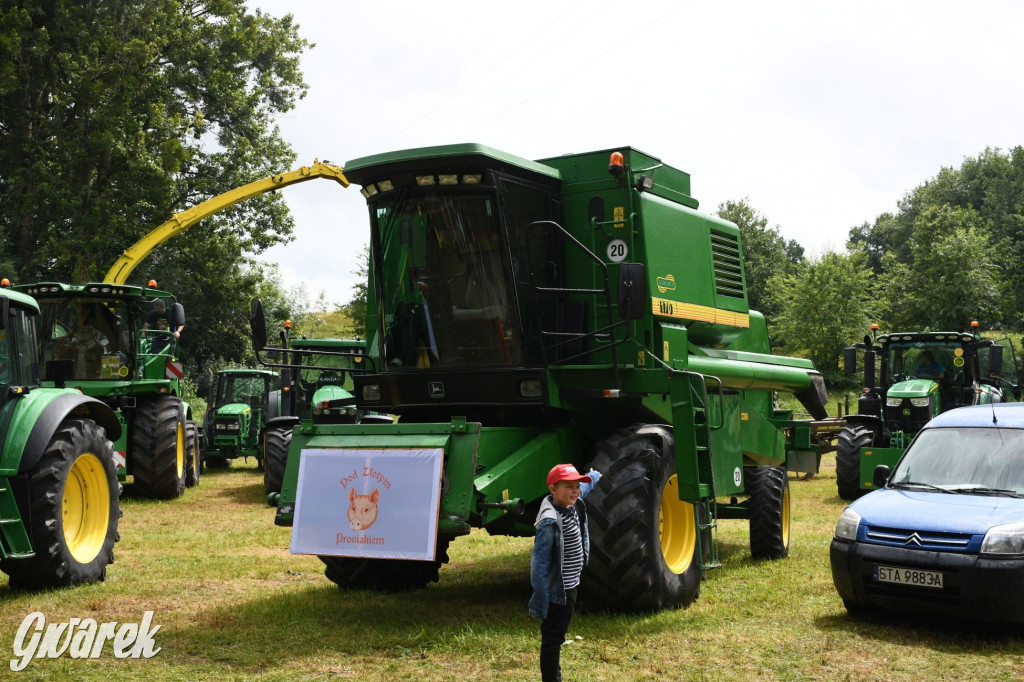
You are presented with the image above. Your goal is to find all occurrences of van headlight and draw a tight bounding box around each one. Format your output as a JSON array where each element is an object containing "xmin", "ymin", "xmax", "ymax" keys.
[
  {"xmin": 981, "ymin": 521, "xmax": 1024, "ymax": 555},
  {"xmin": 834, "ymin": 507, "xmax": 862, "ymax": 541}
]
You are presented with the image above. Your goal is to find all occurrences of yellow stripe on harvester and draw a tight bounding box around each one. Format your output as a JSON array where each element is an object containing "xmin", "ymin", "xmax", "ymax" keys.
[{"xmin": 651, "ymin": 297, "xmax": 749, "ymax": 328}]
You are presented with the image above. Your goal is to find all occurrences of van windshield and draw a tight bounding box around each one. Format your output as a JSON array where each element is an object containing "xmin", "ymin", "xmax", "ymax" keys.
[{"xmin": 890, "ymin": 427, "xmax": 1024, "ymax": 495}]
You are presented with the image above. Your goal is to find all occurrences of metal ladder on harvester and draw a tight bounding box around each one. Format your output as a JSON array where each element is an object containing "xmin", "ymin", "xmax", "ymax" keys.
[{"xmin": 685, "ymin": 372, "xmax": 723, "ymax": 571}]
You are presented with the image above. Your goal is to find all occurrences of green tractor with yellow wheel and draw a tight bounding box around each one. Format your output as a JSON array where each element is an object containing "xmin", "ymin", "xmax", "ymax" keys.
[
  {"xmin": 0, "ymin": 287, "xmax": 122, "ymax": 589},
  {"xmin": 254, "ymin": 144, "xmax": 840, "ymax": 613}
]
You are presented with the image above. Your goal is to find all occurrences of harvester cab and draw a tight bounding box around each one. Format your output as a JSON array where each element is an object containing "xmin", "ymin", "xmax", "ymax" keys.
[
  {"xmin": 0, "ymin": 287, "xmax": 123, "ymax": 589},
  {"xmin": 202, "ymin": 368, "xmax": 281, "ymax": 469},
  {"xmin": 252, "ymin": 144, "xmax": 833, "ymax": 613},
  {"xmin": 9, "ymin": 281, "xmax": 200, "ymax": 499},
  {"xmin": 837, "ymin": 326, "xmax": 1021, "ymax": 499}
]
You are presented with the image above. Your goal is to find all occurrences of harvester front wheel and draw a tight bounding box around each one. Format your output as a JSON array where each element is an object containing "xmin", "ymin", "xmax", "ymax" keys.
[
  {"xmin": 836, "ymin": 425, "xmax": 874, "ymax": 500},
  {"xmin": 748, "ymin": 465, "xmax": 790, "ymax": 560},
  {"xmin": 0, "ymin": 419, "xmax": 119, "ymax": 589},
  {"xmin": 131, "ymin": 396, "xmax": 186, "ymax": 499},
  {"xmin": 263, "ymin": 426, "xmax": 292, "ymax": 497},
  {"xmin": 184, "ymin": 420, "xmax": 201, "ymax": 488},
  {"xmin": 319, "ymin": 536, "xmax": 452, "ymax": 591},
  {"xmin": 583, "ymin": 427, "xmax": 703, "ymax": 613}
]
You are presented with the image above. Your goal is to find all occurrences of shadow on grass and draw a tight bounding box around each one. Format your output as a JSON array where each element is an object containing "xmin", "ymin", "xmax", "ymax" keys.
[
  {"xmin": 157, "ymin": 549, "xmax": 674, "ymax": 670},
  {"xmin": 815, "ymin": 608, "xmax": 1024, "ymax": 649}
]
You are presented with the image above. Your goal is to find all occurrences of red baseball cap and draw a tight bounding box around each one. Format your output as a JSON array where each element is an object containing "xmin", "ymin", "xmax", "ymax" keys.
[{"xmin": 547, "ymin": 463, "xmax": 592, "ymax": 487}]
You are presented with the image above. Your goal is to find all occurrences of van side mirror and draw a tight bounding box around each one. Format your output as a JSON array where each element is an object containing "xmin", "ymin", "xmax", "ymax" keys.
[
  {"xmin": 988, "ymin": 344, "xmax": 1004, "ymax": 378},
  {"xmin": 616, "ymin": 263, "xmax": 646, "ymax": 321},
  {"xmin": 250, "ymin": 299, "xmax": 268, "ymax": 349},
  {"xmin": 872, "ymin": 464, "xmax": 891, "ymax": 489}
]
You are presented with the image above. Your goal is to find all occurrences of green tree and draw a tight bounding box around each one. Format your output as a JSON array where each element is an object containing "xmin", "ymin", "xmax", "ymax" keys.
[
  {"xmin": 341, "ymin": 244, "xmax": 369, "ymax": 338},
  {"xmin": 879, "ymin": 204, "xmax": 998, "ymax": 331},
  {"xmin": 716, "ymin": 199, "xmax": 794, "ymax": 317},
  {"xmin": 0, "ymin": 1, "xmax": 310, "ymax": 368},
  {"xmin": 769, "ymin": 250, "xmax": 878, "ymax": 379}
]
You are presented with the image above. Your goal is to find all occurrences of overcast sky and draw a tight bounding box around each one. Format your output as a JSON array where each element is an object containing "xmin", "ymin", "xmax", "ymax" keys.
[{"xmin": 250, "ymin": 0, "xmax": 1024, "ymax": 306}]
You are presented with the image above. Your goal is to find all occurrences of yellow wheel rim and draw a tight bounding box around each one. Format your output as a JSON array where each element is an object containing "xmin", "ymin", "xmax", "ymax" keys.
[
  {"xmin": 63, "ymin": 452, "xmax": 110, "ymax": 563},
  {"xmin": 176, "ymin": 421, "xmax": 184, "ymax": 477},
  {"xmin": 782, "ymin": 481, "xmax": 791, "ymax": 547},
  {"xmin": 659, "ymin": 474, "xmax": 696, "ymax": 574}
]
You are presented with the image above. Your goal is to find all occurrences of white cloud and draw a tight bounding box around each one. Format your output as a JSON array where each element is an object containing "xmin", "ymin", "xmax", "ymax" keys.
[{"xmin": 251, "ymin": 0, "xmax": 1024, "ymax": 295}]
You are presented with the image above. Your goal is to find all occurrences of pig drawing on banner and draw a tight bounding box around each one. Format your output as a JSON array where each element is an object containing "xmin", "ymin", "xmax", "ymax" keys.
[{"xmin": 347, "ymin": 487, "xmax": 380, "ymax": 531}]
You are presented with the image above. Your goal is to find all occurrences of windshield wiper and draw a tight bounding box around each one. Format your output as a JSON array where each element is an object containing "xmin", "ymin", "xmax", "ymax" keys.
[
  {"xmin": 947, "ymin": 486, "xmax": 1024, "ymax": 498},
  {"xmin": 890, "ymin": 481, "xmax": 961, "ymax": 494}
]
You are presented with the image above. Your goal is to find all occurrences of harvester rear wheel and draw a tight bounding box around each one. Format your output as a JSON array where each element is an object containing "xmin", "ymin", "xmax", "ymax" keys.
[
  {"xmin": 263, "ymin": 426, "xmax": 292, "ymax": 497},
  {"xmin": 1, "ymin": 419, "xmax": 119, "ymax": 589},
  {"xmin": 131, "ymin": 396, "xmax": 186, "ymax": 499},
  {"xmin": 836, "ymin": 425, "xmax": 874, "ymax": 500},
  {"xmin": 184, "ymin": 420, "xmax": 201, "ymax": 488},
  {"xmin": 583, "ymin": 427, "xmax": 702, "ymax": 613},
  {"xmin": 748, "ymin": 465, "xmax": 790, "ymax": 560},
  {"xmin": 319, "ymin": 536, "xmax": 452, "ymax": 591}
]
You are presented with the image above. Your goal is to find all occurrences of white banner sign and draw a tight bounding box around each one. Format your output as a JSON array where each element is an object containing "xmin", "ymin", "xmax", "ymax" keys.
[{"xmin": 290, "ymin": 448, "xmax": 444, "ymax": 561}]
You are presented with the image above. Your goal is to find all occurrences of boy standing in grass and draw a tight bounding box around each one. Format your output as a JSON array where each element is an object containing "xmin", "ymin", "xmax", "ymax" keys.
[{"xmin": 530, "ymin": 463, "xmax": 602, "ymax": 682}]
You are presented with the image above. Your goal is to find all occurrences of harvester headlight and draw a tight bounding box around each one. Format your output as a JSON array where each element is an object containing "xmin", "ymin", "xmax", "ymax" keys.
[
  {"xmin": 886, "ymin": 397, "xmax": 903, "ymax": 407},
  {"xmin": 360, "ymin": 184, "xmax": 378, "ymax": 199},
  {"xmin": 415, "ymin": 175, "xmax": 436, "ymax": 186},
  {"xmin": 519, "ymin": 379, "xmax": 542, "ymax": 398},
  {"xmin": 377, "ymin": 179, "xmax": 394, "ymax": 192},
  {"xmin": 462, "ymin": 174, "xmax": 482, "ymax": 184},
  {"xmin": 834, "ymin": 507, "xmax": 862, "ymax": 541},
  {"xmin": 910, "ymin": 397, "xmax": 930, "ymax": 407},
  {"xmin": 362, "ymin": 384, "xmax": 381, "ymax": 401},
  {"xmin": 438, "ymin": 174, "xmax": 458, "ymax": 185}
]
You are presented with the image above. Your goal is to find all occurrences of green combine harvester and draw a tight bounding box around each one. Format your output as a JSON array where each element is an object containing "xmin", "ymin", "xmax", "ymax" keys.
[
  {"xmin": 253, "ymin": 144, "xmax": 839, "ymax": 613},
  {"xmin": 0, "ymin": 286, "xmax": 122, "ymax": 588}
]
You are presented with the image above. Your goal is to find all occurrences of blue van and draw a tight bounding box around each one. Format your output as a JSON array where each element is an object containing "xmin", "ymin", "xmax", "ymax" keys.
[{"xmin": 831, "ymin": 403, "xmax": 1024, "ymax": 622}]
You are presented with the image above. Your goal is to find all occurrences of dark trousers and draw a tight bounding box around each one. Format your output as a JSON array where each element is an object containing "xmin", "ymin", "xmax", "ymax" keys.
[{"xmin": 540, "ymin": 587, "xmax": 577, "ymax": 682}]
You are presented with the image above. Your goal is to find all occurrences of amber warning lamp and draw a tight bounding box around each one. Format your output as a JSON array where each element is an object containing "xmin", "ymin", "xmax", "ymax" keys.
[
  {"xmin": 971, "ymin": 320, "xmax": 979, "ymax": 329},
  {"xmin": 608, "ymin": 151, "xmax": 624, "ymax": 176},
  {"xmin": 284, "ymin": 320, "xmax": 292, "ymax": 330},
  {"xmin": 0, "ymin": 278, "xmax": 9, "ymax": 287},
  {"xmin": 148, "ymin": 279, "xmax": 158, "ymax": 288}
]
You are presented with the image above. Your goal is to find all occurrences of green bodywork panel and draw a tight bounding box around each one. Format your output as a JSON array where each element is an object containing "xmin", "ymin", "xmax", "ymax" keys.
[{"xmin": 859, "ymin": 446, "xmax": 906, "ymax": 491}]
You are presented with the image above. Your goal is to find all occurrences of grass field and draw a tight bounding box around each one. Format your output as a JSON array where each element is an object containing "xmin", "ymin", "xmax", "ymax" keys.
[{"xmin": 2, "ymin": 457, "xmax": 1023, "ymax": 681}]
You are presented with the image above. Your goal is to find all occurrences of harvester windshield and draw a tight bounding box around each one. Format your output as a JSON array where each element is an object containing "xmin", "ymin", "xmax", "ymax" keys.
[
  {"xmin": 36, "ymin": 297, "xmax": 131, "ymax": 381},
  {"xmin": 374, "ymin": 191, "xmax": 520, "ymax": 370}
]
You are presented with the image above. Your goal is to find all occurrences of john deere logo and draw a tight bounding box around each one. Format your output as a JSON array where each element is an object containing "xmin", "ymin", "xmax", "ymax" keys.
[
  {"xmin": 656, "ymin": 274, "xmax": 676, "ymax": 293},
  {"xmin": 428, "ymin": 382, "xmax": 445, "ymax": 399}
]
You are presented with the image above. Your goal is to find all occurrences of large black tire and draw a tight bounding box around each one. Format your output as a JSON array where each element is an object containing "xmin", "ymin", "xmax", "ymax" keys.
[
  {"xmin": 263, "ymin": 426, "xmax": 292, "ymax": 497},
  {"xmin": 319, "ymin": 536, "xmax": 452, "ymax": 591},
  {"xmin": 748, "ymin": 465, "xmax": 790, "ymax": 560},
  {"xmin": 184, "ymin": 420, "xmax": 200, "ymax": 488},
  {"xmin": 131, "ymin": 395, "xmax": 186, "ymax": 499},
  {"xmin": 1, "ymin": 419, "xmax": 119, "ymax": 589},
  {"xmin": 583, "ymin": 427, "xmax": 703, "ymax": 613},
  {"xmin": 836, "ymin": 425, "xmax": 875, "ymax": 500}
]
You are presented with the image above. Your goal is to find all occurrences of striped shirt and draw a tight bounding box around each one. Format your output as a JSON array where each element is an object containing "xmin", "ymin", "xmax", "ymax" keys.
[{"xmin": 557, "ymin": 504, "xmax": 584, "ymax": 590}]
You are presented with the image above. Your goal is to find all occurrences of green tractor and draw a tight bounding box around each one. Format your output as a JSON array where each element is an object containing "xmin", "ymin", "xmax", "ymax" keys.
[
  {"xmin": 202, "ymin": 368, "xmax": 282, "ymax": 469},
  {"xmin": 253, "ymin": 144, "xmax": 839, "ymax": 613},
  {"xmin": 9, "ymin": 281, "xmax": 201, "ymax": 499},
  {"xmin": 0, "ymin": 287, "xmax": 123, "ymax": 588},
  {"xmin": 260, "ymin": 336, "xmax": 370, "ymax": 497},
  {"xmin": 837, "ymin": 326, "xmax": 1021, "ymax": 499}
]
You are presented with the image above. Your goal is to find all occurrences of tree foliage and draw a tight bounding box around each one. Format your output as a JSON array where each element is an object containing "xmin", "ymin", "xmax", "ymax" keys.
[
  {"xmin": 768, "ymin": 251, "xmax": 879, "ymax": 379},
  {"xmin": 0, "ymin": 0, "xmax": 310, "ymax": 368}
]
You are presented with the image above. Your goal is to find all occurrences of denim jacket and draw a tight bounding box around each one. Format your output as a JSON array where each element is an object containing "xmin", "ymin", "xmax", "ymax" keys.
[{"xmin": 529, "ymin": 470, "xmax": 602, "ymax": 619}]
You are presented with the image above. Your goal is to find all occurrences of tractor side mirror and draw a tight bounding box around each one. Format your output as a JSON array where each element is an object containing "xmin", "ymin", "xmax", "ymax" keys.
[
  {"xmin": 170, "ymin": 303, "xmax": 185, "ymax": 330},
  {"xmin": 45, "ymin": 359, "xmax": 75, "ymax": 389},
  {"xmin": 844, "ymin": 347, "xmax": 857, "ymax": 374},
  {"xmin": 0, "ymin": 295, "xmax": 8, "ymax": 330},
  {"xmin": 872, "ymin": 464, "xmax": 891, "ymax": 489},
  {"xmin": 864, "ymin": 350, "xmax": 876, "ymax": 390},
  {"xmin": 250, "ymin": 299, "xmax": 268, "ymax": 349},
  {"xmin": 616, "ymin": 263, "xmax": 646, "ymax": 321},
  {"xmin": 988, "ymin": 344, "xmax": 1004, "ymax": 378}
]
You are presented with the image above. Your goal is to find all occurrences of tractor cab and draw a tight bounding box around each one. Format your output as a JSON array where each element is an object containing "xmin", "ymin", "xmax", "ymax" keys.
[{"xmin": 203, "ymin": 368, "xmax": 280, "ymax": 468}]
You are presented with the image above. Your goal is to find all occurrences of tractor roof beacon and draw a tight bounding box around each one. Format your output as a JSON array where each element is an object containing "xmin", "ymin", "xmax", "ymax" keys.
[
  {"xmin": 251, "ymin": 144, "xmax": 839, "ymax": 613},
  {"xmin": 836, "ymin": 326, "xmax": 1020, "ymax": 500}
]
